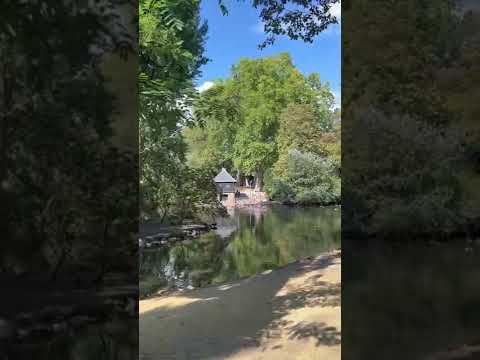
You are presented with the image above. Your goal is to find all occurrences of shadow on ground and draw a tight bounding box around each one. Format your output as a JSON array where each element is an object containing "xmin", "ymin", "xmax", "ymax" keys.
[
  {"xmin": 139, "ymin": 252, "xmax": 340, "ymax": 360},
  {"xmin": 287, "ymin": 322, "xmax": 341, "ymax": 346}
]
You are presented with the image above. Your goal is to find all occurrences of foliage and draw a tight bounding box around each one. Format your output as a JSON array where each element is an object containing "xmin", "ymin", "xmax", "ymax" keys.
[
  {"xmin": 265, "ymin": 149, "xmax": 340, "ymax": 205},
  {"xmin": 183, "ymin": 82, "xmax": 239, "ymax": 171},
  {"xmin": 218, "ymin": 0, "xmax": 340, "ymax": 48},
  {"xmin": 343, "ymin": 0, "xmax": 479, "ymax": 238},
  {"xmin": 0, "ymin": 1, "xmax": 137, "ymax": 279},
  {"xmin": 139, "ymin": 0, "xmax": 222, "ymax": 223},
  {"xmin": 343, "ymin": 109, "xmax": 461, "ymax": 239},
  {"xmin": 276, "ymin": 103, "xmax": 337, "ymax": 165},
  {"xmin": 229, "ymin": 54, "xmax": 326, "ymax": 180},
  {"xmin": 187, "ymin": 53, "xmax": 338, "ymax": 193},
  {"xmin": 435, "ymin": 8, "xmax": 480, "ymax": 223},
  {"xmin": 265, "ymin": 103, "xmax": 340, "ymax": 204}
]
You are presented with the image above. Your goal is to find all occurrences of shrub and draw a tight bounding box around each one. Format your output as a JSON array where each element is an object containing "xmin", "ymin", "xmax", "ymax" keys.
[{"xmin": 266, "ymin": 149, "xmax": 340, "ymax": 205}]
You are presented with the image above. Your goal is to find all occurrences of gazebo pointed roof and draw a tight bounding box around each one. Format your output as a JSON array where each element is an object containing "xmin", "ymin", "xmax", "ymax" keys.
[{"xmin": 214, "ymin": 168, "xmax": 237, "ymax": 183}]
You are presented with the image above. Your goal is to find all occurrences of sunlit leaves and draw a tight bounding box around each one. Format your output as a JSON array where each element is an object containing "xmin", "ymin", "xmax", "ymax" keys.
[
  {"xmin": 186, "ymin": 52, "xmax": 338, "ymax": 198},
  {"xmin": 218, "ymin": 0, "xmax": 339, "ymax": 48},
  {"xmin": 139, "ymin": 0, "xmax": 218, "ymax": 222}
]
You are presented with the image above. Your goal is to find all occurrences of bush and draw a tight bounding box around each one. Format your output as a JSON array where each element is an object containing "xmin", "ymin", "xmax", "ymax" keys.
[
  {"xmin": 265, "ymin": 149, "xmax": 340, "ymax": 205},
  {"xmin": 343, "ymin": 108, "xmax": 462, "ymax": 238}
]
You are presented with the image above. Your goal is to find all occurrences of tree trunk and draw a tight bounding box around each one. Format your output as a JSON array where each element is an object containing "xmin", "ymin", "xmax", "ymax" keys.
[
  {"xmin": 254, "ymin": 170, "xmax": 263, "ymax": 192},
  {"xmin": 236, "ymin": 170, "xmax": 243, "ymax": 187}
]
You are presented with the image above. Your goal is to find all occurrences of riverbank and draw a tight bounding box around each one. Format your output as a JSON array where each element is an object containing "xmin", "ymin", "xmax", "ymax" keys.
[
  {"xmin": 222, "ymin": 187, "xmax": 341, "ymax": 209},
  {"xmin": 140, "ymin": 206, "xmax": 340, "ymax": 299},
  {"xmin": 140, "ymin": 250, "xmax": 341, "ymax": 360},
  {"xmin": 139, "ymin": 221, "xmax": 216, "ymax": 249}
]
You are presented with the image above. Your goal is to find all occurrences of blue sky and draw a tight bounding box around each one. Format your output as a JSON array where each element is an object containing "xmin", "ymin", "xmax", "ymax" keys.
[{"xmin": 195, "ymin": 1, "xmax": 341, "ymax": 107}]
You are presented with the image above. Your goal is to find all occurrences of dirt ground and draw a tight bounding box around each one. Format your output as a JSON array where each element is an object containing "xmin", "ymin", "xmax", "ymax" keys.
[{"xmin": 139, "ymin": 250, "xmax": 341, "ymax": 360}]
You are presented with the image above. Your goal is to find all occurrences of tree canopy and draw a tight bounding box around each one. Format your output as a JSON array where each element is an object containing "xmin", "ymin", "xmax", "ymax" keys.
[
  {"xmin": 185, "ymin": 53, "xmax": 340, "ymax": 202},
  {"xmin": 139, "ymin": 0, "xmax": 222, "ymax": 223},
  {"xmin": 343, "ymin": 0, "xmax": 480, "ymax": 238},
  {"xmin": 1, "ymin": 1, "xmax": 137, "ymax": 279},
  {"xmin": 140, "ymin": 0, "xmax": 343, "ymax": 221}
]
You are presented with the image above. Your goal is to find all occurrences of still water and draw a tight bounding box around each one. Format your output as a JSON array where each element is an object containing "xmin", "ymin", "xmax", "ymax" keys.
[
  {"xmin": 140, "ymin": 205, "xmax": 340, "ymax": 297},
  {"xmin": 343, "ymin": 239, "xmax": 480, "ymax": 360}
]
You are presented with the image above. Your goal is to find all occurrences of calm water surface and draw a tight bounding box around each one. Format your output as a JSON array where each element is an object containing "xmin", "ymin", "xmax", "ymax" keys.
[
  {"xmin": 343, "ymin": 240, "xmax": 480, "ymax": 360},
  {"xmin": 140, "ymin": 205, "xmax": 340, "ymax": 295}
]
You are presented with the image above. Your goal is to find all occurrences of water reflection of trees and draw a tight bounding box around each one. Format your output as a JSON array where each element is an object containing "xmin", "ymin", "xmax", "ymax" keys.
[
  {"xmin": 140, "ymin": 233, "xmax": 226, "ymax": 290},
  {"xmin": 343, "ymin": 242, "xmax": 480, "ymax": 360},
  {"xmin": 216, "ymin": 207, "xmax": 340, "ymax": 283},
  {"xmin": 140, "ymin": 207, "xmax": 340, "ymax": 292}
]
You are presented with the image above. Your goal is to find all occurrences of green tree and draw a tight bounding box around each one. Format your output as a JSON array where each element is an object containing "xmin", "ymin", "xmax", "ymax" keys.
[
  {"xmin": 1, "ymin": 1, "xmax": 137, "ymax": 279},
  {"xmin": 272, "ymin": 103, "xmax": 340, "ymax": 184},
  {"xmin": 139, "ymin": 0, "xmax": 221, "ymax": 223},
  {"xmin": 184, "ymin": 82, "xmax": 240, "ymax": 172},
  {"xmin": 435, "ymin": 9, "xmax": 480, "ymax": 225},
  {"xmin": 266, "ymin": 149, "xmax": 340, "ymax": 204},
  {"xmin": 187, "ymin": 53, "xmax": 337, "ymax": 193},
  {"xmin": 277, "ymin": 104, "xmax": 334, "ymax": 155},
  {"xmin": 342, "ymin": 0, "xmax": 475, "ymax": 238}
]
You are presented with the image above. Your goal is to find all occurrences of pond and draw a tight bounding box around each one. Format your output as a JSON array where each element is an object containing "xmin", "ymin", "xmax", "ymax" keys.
[{"xmin": 139, "ymin": 205, "xmax": 340, "ymax": 297}]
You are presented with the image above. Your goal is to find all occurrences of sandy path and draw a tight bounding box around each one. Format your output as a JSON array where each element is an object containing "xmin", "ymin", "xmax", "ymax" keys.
[{"xmin": 140, "ymin": 251, "xmax": 341, "ymax": 360}]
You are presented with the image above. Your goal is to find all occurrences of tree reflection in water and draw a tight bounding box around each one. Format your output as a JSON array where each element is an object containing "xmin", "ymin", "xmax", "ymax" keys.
[
  {"xmin": 343, "ymin": 240, "xmax": 480, "ymax": 360},
  {"xmin": 140, "ymin": 206, "xmax": 340, "ymax": 296}
]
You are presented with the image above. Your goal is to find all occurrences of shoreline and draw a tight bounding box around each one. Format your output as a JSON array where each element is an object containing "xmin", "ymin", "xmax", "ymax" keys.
[
  {"xmin": 138, "ymin": 222, "xmax": 215, "ymax": 249},
  {"xmin": 139, "ymin": 203, "xmax": 340, "ymax": 249},
  {"xmin": 225, "ymin": 201, "xmax": 341, "ymax": 209},
  {"xmin": 139, "ymin": 205, "xmax": 340, "ymax": 300},
  {"xmin": 141, "ymin": 248, "xmax": 340, "ymax": 300},
  {"xmin": 140, "ymin": 249, "xmax": 341, "ymax": 360}
]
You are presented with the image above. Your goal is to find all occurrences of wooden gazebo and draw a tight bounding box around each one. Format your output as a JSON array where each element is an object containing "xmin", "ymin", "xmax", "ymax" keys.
[{"xmin": 213, "ymin": 168, "xmax": 237, "ymax": 204}]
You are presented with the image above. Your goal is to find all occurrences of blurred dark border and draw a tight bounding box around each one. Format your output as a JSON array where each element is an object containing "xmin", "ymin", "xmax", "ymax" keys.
[
  {"xmin": 0, "ymin": 1, "xmax": 138, "ymax": 358},
  {"xmin": 342, "ymin": 0, "xmax": 480, "ymax": 358}
]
